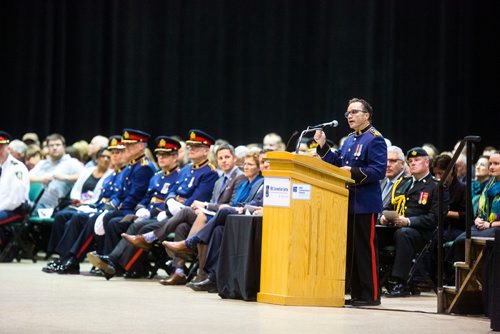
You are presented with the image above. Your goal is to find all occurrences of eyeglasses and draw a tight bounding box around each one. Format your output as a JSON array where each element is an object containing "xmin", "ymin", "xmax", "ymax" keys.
[
  {"xmin": 387, "ymin": 159, "xmax": 403, "ymax": 164},
  {"xmin": 100, "ymin": 155, "xmax": 111, "ymax": 160},
  {"xmin": 344, "ymin": 109, "xmax": 365, "ymax": 118}
]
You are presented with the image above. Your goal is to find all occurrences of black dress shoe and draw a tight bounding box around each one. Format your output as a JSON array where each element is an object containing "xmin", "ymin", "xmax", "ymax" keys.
[
  {"xmin": 42, "ymin": 259, "xmax": 62, "ymax": 273},
  {"xmin": 384, "ymin": 283, "xmax": 411, "ymax": 298},
  {"xmin": 86, "ymin": 252, "xmax": 116, "ymax": 280},
  {"xmin": 188, "ymin": 278, "xmax": 218, "ymax": 293},
  {"xmin": 350, "ymin": 299, "xmax": 381, "ymax": 307},
  {"xmin": 56, "ymin": 258, "xmax": 80, "ymax": 275},
  {"xmin": 124, "ymin": 270, "xmax": 148, "ymax": 279}
]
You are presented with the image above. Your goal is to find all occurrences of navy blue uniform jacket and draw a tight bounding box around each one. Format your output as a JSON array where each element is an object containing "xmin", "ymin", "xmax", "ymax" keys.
[{"xmin": 318, "ymin": 126, "xmax": 387, "ymax": 214}]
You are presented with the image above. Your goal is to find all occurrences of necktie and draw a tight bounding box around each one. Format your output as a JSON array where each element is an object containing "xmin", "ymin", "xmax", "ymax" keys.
[
  {"xmin": 381, "ymin": 180, "xmax": 392, "ymax": 205},
  {"xmin": 217, "ymin": 176, "xmax": 228, "ymax": 201}
]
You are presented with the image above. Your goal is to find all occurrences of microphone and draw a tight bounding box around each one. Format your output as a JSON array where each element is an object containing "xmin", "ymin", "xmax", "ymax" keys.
[
  {"xmin": 309, "ymin": 120, "xmax": 338, "ymax": 129},
  {"xmin": 294, "ymin": 120, "xmax": 339, "ymax": 153},
  {"xmin": 285, "ymin": 130, "xmax": 299, "ymax": 151}
]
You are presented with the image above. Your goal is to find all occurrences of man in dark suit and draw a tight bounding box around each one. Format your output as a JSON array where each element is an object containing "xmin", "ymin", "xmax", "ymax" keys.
[
  {"xmin": 380, "ymin": 146, "xmax": 406, "ymax": 209},
  {"xmin": 380, "ymin": 147, "xmax": 446, "ymax": 297}
]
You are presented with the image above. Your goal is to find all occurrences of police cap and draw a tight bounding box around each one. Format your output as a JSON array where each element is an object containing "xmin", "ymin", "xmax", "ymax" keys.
[
  {"xmin": 0, "ymin": 131, "xmax": 12, "ymax": 145},
  {"xmin": 185, "ymin": 129, "xmax": 215, "ymax": 147},
  {"xmin": 122, "ymin": 129, "xmax": 151, "ymax": 144},
  {"xmin": 155, "ymin": 136, "xmax": 181, "ymax": 153}
]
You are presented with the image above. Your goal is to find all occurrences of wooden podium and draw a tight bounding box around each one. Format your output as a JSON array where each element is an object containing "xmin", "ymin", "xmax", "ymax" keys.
[{"xmin": 257, "ymin": 151, "xmax": 353, "ymax": 307}]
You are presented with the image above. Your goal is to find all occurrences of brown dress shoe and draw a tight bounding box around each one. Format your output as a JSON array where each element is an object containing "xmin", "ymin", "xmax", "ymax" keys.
[
  {"xmin": 121, "ymin": 233, "xmax": 151, "ymax": 250},
  {"xmin": 159, "ymin": 272, "xmax": 187, "ymax": 286},
  {"xmin": 162, "ymin": 241, "xmax": 194, "ymax": 260}
]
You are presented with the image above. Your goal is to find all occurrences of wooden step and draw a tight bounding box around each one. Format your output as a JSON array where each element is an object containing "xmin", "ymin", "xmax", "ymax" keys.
[
  {"xmin": 454, "ymin": 261, "xmax": 469, "ymax": 269},
  {"xmin": 443, "ymin": 285, "xmax": 457, "ymax": 294},
  {"xmin": 471, "ymin": 236, "xmax": 494, "ymax": 246}
]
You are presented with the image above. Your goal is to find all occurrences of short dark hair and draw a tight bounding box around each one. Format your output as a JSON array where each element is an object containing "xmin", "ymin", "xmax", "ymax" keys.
[
  {"xmin": 216, "ymin": 143, "xmax": 236, "ymax": 156},
  {"xmin": 348, "ymin": 98, "xmax": 373, "ymax": 121},
  {"xmin": 433, "ymin": 154, "xmax": 455, "ymax": 176},
  {"xmin": 96, "ymin": 148, "xmax": 110, "ymax": 159},
  {"xmin": 46, "ymin": 133, "xmax": 66, "ymax": 145}
]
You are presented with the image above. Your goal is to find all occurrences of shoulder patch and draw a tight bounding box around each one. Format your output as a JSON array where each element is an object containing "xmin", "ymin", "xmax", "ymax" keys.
[{"xmin": 369, "ymin": 129, "xmax": 382, "ymax": 136}]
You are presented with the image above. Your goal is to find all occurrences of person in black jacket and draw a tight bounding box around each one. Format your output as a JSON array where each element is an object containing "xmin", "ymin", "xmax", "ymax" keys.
[{"xmin": 380, "ymin": 147, "xmax": 448, "ymax": 297}]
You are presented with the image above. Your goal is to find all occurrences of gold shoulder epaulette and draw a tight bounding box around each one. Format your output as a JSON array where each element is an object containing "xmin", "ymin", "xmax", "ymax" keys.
[
  {"xmin": 208, "ymin": 163, "xmax": 217, "ymax": 171},
  {"xmin": 141, "ymin": 157, "xmax": 149, "ymax": 166},
  {"xmin": 369, "ymin": 129, "xmax": 382, "ymax": 136}
]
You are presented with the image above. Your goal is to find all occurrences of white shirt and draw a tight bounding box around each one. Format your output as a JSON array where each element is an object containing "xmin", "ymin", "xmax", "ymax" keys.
[
  {"xmin": 0, "ymin": 154, "xmax": 30, "ymax": 211},
  {"xmin": 29, "ymin": 154, "xmax": 84, "ymax": 209}
]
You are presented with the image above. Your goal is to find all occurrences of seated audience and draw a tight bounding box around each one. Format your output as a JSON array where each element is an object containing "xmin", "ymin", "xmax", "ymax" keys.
[
  {"xmin": 450, "ymin": 152, "xmax": 500, "ymax": 262},
  {"xmin": 41, "ymin": 136, "xmax": 127, "ymax": 274},
  {"xmin": 163, "ymin": 150, "xmax": 265, "ymax": 292},
  {"xmin": 45, "ymin": 148, "xmax": 112, "ymax": 257},
  {"xmin": 86, "ymin": 130, "xmax": 219, "ymax": 280},
  {"xmin": 101, "ymin": 142, "xmax": 244, "ymax": 282}
]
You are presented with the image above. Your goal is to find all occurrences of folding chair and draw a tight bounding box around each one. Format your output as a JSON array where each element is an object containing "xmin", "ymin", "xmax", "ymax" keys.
[{"xmin": 0, "ymin": 182, "xmax": 45, "ymax": 262}]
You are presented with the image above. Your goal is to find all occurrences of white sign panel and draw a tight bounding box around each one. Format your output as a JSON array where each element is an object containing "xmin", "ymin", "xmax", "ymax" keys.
[
  {"xmin": 263, "ymin": 177, "xmax": 290, "ymax": 207},
  {"xmin": 291, "ymin": 183, "xmax": 311, "ymax": 200}
]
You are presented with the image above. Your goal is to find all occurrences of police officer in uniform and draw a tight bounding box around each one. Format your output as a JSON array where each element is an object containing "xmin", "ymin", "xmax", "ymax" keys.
[
  {"xmin": 380, "ymin": 147, "xmax": 444, "ymax": 297},
  {"xmin": 96, "ymin": 129, "xmax": 156, "ymax": 254},
  {"xmin": 315, "ymin": 98, "xmax": 387, "ymax": 306},
  {"xmin": 0, "ymin": 131, "xmax": 29, "ymax": 253},
  {"xmin": 42, "ymin": 135, "xmax": 127, "ymax": 273}
]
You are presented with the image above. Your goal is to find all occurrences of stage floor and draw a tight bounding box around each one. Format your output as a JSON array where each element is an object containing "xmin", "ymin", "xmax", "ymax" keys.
[{"xmin": 0, "ymin": 260, "xmax": 491, "ymax": 333}]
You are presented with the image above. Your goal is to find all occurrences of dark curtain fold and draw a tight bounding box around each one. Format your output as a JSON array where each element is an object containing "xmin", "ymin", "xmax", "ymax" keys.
[{"xmin": 1, "ymin": 0, "xmax": 498, "ymax": 153}]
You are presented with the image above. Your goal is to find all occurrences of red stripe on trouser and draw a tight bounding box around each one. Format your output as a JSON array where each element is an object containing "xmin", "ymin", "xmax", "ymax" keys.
[
  {"xmin": 125, "ymin": 249, "xmax": 143, "ymax": 271},
  {"xmin": 76, "ymin": 235, "xmax": 94, "ymax": 258},
  {"xmin": 0, "ymin": 215, "xmax": 25, "ymax": 225},
  {"xmin": 370, "ymin": 213, "xmax": 379, "ymax": 301}
]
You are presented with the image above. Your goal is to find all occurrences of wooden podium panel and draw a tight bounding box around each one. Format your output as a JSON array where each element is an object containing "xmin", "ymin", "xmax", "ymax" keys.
[{"xmin": 257, "ymin": 151, "xmax": 352, "ymax": 307}]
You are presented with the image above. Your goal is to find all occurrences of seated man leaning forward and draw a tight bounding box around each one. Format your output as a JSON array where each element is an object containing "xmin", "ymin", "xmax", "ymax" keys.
[{"xmin": 380, "ymin": 147, "xmax": 446, "ymax": 297}]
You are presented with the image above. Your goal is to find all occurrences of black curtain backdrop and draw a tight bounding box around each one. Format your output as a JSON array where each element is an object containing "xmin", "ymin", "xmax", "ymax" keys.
[{"xmin": 1, "ymin": 1, "xmax": 498, "ymax": 155}]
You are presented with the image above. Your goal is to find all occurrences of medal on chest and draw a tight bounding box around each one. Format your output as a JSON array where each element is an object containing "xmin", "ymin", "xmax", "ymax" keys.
[
  {"xmin": 419, "ymin": 191, "xmax": 429, "ymax": 205},
  {"xmin": 354, "ymin": 144, "xmax": 363, "ymax": 158}
]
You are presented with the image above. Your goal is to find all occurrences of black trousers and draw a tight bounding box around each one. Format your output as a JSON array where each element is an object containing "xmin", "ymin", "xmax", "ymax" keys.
[
  {"xmin": 47, "ymin": 208, "xmax": 77, "ymax": 255},
  {"xmin": 346, "ymin": 213, "xmax": 380, "ymax": 302},
  {"xmin": 391, "ymin": 227, "xmax": 429, "ymax": 281}
]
